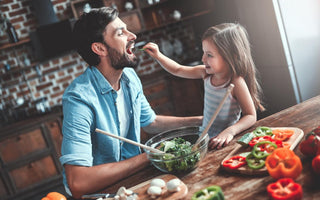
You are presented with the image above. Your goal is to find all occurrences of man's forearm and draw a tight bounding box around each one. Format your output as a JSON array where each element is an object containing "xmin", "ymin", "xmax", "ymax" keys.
[{"xmin": 65, "ymin": 153, "xmax": 149, "ymax": 199}]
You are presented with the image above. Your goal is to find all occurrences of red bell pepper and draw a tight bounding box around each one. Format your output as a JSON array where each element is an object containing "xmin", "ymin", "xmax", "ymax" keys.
[
  {"xmin": 248, "ymin": 135, "xmax": 273, "ymax": 147},
  {"xmin": 267, "ymin": 178, "xmax": 302, "ymax": 200},
  {"xmin": 222, "ymin": 155, "xmax": 246, "ymax": 169}
]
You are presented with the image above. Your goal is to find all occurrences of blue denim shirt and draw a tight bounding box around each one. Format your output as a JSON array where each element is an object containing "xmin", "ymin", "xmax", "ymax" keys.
[{"xmin": 60, "ymin": 67, "xmax": 156, "ymax": 193}]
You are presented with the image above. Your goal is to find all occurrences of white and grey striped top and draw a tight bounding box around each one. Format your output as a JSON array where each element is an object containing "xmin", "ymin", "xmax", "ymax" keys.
[{"xmin": 200, "ymin": 76, "xmax": 241, "ymax": 138}]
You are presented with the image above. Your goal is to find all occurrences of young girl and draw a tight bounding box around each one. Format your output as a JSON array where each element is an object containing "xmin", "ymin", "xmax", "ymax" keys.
[{"xmin": 143, "ymin": 23, "xmax": 264, "ymax": 150}]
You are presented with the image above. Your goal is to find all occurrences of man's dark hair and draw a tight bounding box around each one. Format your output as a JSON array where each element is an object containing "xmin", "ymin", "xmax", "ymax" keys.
[{"xmin": 73, "ymin": 7, "xmax": 118, "ymax": 66}]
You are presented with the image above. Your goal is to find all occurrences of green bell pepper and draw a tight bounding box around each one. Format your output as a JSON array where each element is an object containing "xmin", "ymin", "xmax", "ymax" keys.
[
  {"xmin": 253, "ymin": 126, "xmax": 273, "ymax": 137},
  {"xmin": 192, "ymin": 185, "xmax": 225, "ymax": 200},
  {"xmin": 252, "ymin": 141, "xmax": 278, "ymax": 159},
  {"xmin": 246, "ymin": 153, "xmax": 265, "ymax": 169}
]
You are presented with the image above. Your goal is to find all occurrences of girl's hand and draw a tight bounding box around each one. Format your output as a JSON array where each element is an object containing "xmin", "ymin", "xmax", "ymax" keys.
[
  {"xmin": 209, "ymin": 130, "xmax": 235, "ymax": 150},
  {"xmin": 142, "ymin": 42, "xmax": 161, "ymax": 59}
]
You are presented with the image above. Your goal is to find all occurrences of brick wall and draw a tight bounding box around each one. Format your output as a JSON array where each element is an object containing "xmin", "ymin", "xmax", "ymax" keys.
[{"xmin": 0, "ymin": 0, "xmax": 200, "ymax": 120}]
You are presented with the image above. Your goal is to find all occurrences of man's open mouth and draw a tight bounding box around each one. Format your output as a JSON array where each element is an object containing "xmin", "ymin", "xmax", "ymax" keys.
[{"xmin": 126, "ymin": 42, "xmax": 134, "ymax": 55}]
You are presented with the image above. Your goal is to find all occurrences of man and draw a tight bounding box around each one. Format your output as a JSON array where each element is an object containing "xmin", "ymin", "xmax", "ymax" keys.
[{"xmin": 60, "ymin": 7, "xmax": 202, "ymax": 199}]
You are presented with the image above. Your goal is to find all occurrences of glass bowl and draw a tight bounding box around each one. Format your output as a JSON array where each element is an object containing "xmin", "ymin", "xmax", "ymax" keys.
[{"xmin": 145, "ymin": 126, "xmax": 209, "ymax": 174}]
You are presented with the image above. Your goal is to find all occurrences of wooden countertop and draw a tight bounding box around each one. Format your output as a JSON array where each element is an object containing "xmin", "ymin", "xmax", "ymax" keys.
[{"xmin": 101, "ymin": 95, "xmax": 320, "ymax": 199}]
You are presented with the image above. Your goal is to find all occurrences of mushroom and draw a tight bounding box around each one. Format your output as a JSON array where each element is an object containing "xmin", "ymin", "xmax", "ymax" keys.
[
  {"xmin": 147, "ymin": 185, "xmax": 162, "ymax": 198},
  {"xmin": 114, "ymin": 186, "xmax": 137, "ymax": 200},
  {"xmin": 150, "ymin": 178, "xmax": 166, "ymax": 188},
  {"xmin": 166, "ymin": 178, "xmax": 181, "ymax": 192}
]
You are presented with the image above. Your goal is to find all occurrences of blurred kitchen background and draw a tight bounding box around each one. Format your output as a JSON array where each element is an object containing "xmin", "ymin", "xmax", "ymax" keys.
[{"xmin": 0, "ymin": 0, "xmax": 319, "ymax": 199}]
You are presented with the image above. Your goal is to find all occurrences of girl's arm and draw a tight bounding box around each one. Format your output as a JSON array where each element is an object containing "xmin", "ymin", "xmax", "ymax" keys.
[
  {"xmin": 143, "ymin": 42, "xmax": 206, "ymax": 79},
  {"xmin": 209, "ymin": 76, "xmax": 257, "ymax": 149}
]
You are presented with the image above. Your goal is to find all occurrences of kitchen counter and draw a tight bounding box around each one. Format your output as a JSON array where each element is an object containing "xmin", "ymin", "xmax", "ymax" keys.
[{"xmin": 101, "ymin": 95, "xmax": 320, "ymax": 199}]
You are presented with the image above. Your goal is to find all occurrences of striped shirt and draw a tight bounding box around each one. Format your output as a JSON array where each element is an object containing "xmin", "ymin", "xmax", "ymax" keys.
[{"xmin": 201, "ymin": 76, "xmax": 241, "ymax": 137}]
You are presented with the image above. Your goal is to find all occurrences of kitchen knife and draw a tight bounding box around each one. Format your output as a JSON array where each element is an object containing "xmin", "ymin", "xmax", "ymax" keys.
[{"xmin": 81, "ymin": 193, "xmax": 115, "ymax": 199}]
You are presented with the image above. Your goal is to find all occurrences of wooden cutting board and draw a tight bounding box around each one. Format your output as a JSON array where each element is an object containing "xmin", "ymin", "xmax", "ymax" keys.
[
  {"xmin": 221, "ymin": 127, "xmax": 304, "ymax": 175},
  {"xmin": 128, "ymin": 174, "xmax": 188, "ymax": 200}
]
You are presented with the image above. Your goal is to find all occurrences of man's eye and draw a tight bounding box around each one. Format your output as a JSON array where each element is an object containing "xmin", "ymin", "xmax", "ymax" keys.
[
  {"xmin": 207, "ymin": 54, "xmax": 213, "ymax": 58},
  {"xmin": 118, "ymin": 31, "xmax": 124, "ymax": 36}
]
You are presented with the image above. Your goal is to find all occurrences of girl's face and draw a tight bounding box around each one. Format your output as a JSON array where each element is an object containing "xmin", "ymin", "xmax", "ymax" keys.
[{"xmin": 201, "ymin": 39, "xmax": 229, "ymax": 76}]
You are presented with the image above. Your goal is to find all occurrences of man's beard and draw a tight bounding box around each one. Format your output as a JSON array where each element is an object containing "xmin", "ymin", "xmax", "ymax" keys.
[{"xmin": 105, "ymin": 42, "xmax": 139, "ymax": 70}]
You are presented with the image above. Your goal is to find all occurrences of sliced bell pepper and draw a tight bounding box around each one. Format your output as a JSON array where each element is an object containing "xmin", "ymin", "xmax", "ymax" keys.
[
  {"xmin": 246, "ymin": 153, "xmax": 265, "ymax": 169},
  {"xmin": 248, "ymin": 135, "xmax": 273, "ymax": 147},
  {"xmin": 281, "ymin": 142, "xmax": 291, "ymax": 149},
  {"xmin": 252, "ymin": 141, "xmax": 278, "ymax": 159},
  {"xmin": 267, "ymin": 178, "xmax": 302, "ymax": 200},
  {"xmin": 253, "ymin": 126, "xmax": 273, "ymax": 137},
  {"xmin": 265, "ymin": 148, "xmax": 302, "ymax": 180},
  {"xmin": 191, "ymin": 185, "xmax": 225, "ymax": 200},
  {"xmin": 222, "ymin": 155, "xmax": 246, "ymax": 169},
  {"xmin": 272, "ymin": 129, "xmax": 294, "ymax": 141}
]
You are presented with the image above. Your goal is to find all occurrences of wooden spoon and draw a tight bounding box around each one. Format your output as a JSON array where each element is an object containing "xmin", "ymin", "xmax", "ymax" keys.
[
  {"xmin": 192, "ymin": 84, "xmax": 235, "ymax": 150},
  {"xmin": 95, "ymin": 128, "xmax": 165, "ymax": 154}
]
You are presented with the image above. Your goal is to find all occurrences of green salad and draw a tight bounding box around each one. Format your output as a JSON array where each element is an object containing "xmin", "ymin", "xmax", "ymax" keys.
[{"xmin": 155, "ymin": 137, "xmax": 200, "ymax": 172}]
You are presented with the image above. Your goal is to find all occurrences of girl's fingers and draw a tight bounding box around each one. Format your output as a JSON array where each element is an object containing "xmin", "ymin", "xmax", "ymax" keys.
[{"xmin": 209, "ymin": 137, "xmax": 220, "ymax": 149}]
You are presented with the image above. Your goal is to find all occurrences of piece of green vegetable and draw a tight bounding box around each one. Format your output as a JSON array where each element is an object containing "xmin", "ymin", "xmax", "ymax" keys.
[
  {"xmin": 192, "ymin": 185, "xmax": 225, "ymax": 200},
  {"xmin": 156, "ymin": 137, "xmax": 200, "ymax": 172},
  {"xmin": 237, "ymin": 132, "xmax": 255, "ymax": 146},
  {"xmin": 246, "ymin": 153, "xmax": 265, "ymax": 169},
  {"xmin": 253, "ymin": 126, "xmax": 273, "ymax": 137},
  {"xmin": 238, "ymin": 152, "xmax": 251, "ymax": 158},
  {"xmin": 252, "ymin": 141, "xmax": 277, "ymax": 159}
]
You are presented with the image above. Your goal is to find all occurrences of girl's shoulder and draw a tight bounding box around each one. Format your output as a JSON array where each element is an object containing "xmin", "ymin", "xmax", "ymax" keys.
[
  {"xmin": 230, "ymin": 75, "xmax": 249, "ymax": 96},
  {"xmin": 231, "ymin": 75, "xmax": 246, "ymax": 86}
]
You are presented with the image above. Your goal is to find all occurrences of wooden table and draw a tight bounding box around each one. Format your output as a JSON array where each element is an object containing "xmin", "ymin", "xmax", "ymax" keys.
[{"xmin": 103, "ymin": 95, "xmax": 320, "ymax": 199}]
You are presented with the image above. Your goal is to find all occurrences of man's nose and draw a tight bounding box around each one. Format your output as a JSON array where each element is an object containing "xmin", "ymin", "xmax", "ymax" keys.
[{"xmin": 128, "ymin": 31, "xmax": 136, "ymax": 41}]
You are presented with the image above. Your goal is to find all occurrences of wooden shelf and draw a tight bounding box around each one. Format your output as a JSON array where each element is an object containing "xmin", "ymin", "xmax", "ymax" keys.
[{"xmin": 0, "ymin": 38, "xmax": 30, "ymax": 51}]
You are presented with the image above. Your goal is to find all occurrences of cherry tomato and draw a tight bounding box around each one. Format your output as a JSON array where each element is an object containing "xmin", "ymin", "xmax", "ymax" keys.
[
  {"xmin": 299, "ymin": 133, "xmax": 320, "ymax": 157},
  {"xmin": 312, "ymin": 155, "xmax": 320, "ymax": 174}
]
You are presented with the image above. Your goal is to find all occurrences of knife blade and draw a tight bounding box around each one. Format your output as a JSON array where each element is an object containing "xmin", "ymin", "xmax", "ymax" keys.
[{"xmin": 81, "ymin": 193, "xmax": 116, "ymax": 199}]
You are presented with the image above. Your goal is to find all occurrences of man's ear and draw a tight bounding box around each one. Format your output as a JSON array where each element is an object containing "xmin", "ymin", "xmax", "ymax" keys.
[{"xmin": 91, "ymin": 42, "xmax": 108, "ymax": 56}]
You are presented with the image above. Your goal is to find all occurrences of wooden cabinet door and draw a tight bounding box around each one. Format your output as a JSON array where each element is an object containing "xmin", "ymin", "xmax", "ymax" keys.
[
  {"xmin": 0, "ymin": 127, "xmax": 47, "ymax": 164},
  {"xmin": 9, "ymin": 156, "xmax": 58, "ymax": 190},
  {"xmin": 0, "ymin": 115, "xmax": 65, "ymax": 200}
]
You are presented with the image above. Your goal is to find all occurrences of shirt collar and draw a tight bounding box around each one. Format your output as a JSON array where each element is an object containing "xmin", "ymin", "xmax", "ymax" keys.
[{"xmin": 91, "ymin": 66, "xmax": 130, "ymax": 94}]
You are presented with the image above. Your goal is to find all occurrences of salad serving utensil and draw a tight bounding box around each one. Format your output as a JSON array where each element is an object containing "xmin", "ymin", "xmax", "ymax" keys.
[
  {"xmin": 192, "ymin": 84, "xmax": 235, "ymax": 150},
  {"xmin": 95, "ymin": 128, "xmax": 165, "ymax": 154}
]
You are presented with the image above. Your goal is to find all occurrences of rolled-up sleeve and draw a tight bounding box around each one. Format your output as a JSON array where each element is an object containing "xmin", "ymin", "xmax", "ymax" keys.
[
  {"xmin": 60, "ymin": 91, "xmax": 94, "ymax": 167},
  {"xmin": 139, "ymin": 93, "xmax": 156, "ymax": 127}
]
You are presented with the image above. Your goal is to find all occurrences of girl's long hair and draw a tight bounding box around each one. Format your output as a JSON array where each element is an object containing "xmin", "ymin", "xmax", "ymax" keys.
[{"xmin": 202, "ymin": 23, "xmax": 265, "ymax": 111}]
